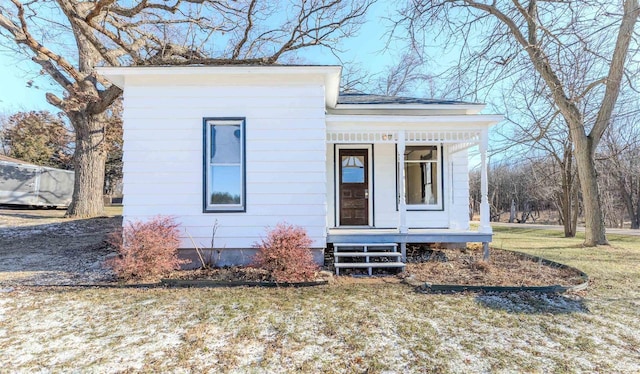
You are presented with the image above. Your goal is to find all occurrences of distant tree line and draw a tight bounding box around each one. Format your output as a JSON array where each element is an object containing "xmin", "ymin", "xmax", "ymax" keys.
[{"xmin": 470, "ymin": 122, "xmax": 640, "ymax": 233}]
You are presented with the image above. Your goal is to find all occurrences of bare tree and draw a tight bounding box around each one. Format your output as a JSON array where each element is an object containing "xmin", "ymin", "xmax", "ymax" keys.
[
  {"xmin": 0, "ymin": 0, "xmax": 372, "ymax": 217},
  {"xmin": 338, "ymin": 63, "xmax": 372, "ymax": 93},
  {"xmin": 600, "ymin": 118, "xmax": 640, "ymax": 229},
  {"xmin": 338, "ymin": 52, "xmax": 434, "ymax": 96},
  {"xmin": 495, "ymin": 74, "xmax": 581, "ymax": 237},
  {"xmin": 397, "ymin": 0, "xmax": 640, "ymax": 246},
  {"xmin": 373, "ymin": 51, "xmax": 426, "ymax": 96}
]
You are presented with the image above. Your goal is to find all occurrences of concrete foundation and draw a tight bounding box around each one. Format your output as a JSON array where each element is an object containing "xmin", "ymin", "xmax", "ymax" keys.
[{"xmin": 178, "ymin": 248, "xmax": 326, "ymax": 269}]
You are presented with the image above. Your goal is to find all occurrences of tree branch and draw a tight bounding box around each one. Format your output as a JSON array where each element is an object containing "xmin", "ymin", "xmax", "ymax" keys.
[
  {"xmin": 591, "ymin": 0, "xmax": 640, "ymax": 145},
  {"xmin": 231, "ymin": 0, "xmax": 257, "ymax": 60},
  {"xmin": 1, "ymin": 0, "xmax": 82, "ymax": 88},
  {"xmin": 84, "ymin": 0, "xmax": 116, "ymax": 22}
]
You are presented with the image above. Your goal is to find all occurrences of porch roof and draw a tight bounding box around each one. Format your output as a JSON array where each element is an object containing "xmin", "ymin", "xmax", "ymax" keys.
[
  {"xmin": 325, "ymin": 113, "xmax": 501, "ymax": 153},
  {"xmin": 338, "ymin": 93, "xmax": 479, "ymax": 106}
]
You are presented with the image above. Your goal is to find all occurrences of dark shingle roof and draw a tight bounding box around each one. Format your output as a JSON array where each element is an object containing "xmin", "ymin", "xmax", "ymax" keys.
[{"xmin": 337, "ymin": 93, "xmax": 480, "ymax": 106}]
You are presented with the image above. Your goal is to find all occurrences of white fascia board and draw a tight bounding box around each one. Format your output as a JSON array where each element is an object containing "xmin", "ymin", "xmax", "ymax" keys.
[
  {"xmin": 95, "ymin": 65, "xmax": 342, "ymax": 108},
  {"xmin": 326, "ymin": 114, "xmax": 504, "ymax": 126},
  {"xmin": 334, "ymin": 103, "xmax": 486, "ymax": 114}
]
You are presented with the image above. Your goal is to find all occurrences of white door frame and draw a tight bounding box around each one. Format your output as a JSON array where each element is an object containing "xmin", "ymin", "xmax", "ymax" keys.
[{"xmin": 335, "ymin": 144, "xmax": 374, "ymax": 227}]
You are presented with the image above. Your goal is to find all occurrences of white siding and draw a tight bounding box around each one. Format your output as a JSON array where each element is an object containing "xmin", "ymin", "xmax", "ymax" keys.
[
  {"xmin": 449, "ymin": 148, "xmax": 470, "ymax": 230},
  {"xmin": 372, "ymin": 144, "xmax": 399, "ymax": 228},
  {"xmin": 122, "ymin": 84, "xmax": 327, "ymax": 250},
  {"xmin": 326, "ymin": 146, "xmax": 336, "ymax": 228}
]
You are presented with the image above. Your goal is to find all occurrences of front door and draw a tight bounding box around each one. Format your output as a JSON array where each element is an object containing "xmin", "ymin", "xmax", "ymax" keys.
[{"xmin": 339, "ymin": 149, "xmax": 369, "ymax": 226}]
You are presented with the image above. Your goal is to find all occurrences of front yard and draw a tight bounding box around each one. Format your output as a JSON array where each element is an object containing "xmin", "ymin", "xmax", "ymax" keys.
[{"xmin": 0, "ymin": 214, "xmax": 639, "ymax": 372}]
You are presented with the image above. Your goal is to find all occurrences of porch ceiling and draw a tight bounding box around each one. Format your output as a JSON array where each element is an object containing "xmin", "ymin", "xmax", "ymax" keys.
[{"xmin": 326, "ymin": 129, "xmax": 481, "ymax": 144}]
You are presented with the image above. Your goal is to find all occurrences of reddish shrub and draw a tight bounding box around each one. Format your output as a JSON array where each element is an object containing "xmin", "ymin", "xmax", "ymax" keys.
[
  {"xmin": 107, "ymin": 216, "xmax": 189, "ymax": 280},
  {"xmin": 252, "ymin": 223, "xmax": 319, "ymax": 283}
]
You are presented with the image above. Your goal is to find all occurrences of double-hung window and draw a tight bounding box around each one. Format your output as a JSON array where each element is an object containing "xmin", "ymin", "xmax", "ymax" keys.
[
  {"xmin": 203, "ymin": 118, "xmax": 245, "ymax": 212},
  {"xmin": 404, "ymin": 145, "xmax": 442, "ymax": 210}
]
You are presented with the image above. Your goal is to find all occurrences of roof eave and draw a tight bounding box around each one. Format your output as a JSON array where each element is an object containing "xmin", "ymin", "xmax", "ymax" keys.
[
  {"xmin": 326, "ymin": 114, "xmax": 504, "ymax": 126},
  {"xmin": 95, "ymin": 65, "xmax": 342, "ymax": 108}
]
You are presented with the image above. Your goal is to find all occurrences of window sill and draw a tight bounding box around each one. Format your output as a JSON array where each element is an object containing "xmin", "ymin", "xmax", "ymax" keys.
[
  {"xmin": 404, "ymin": 205, "xmax": 444, "ymax": 212},
  {"xmin": 203, "ymin": 207, "xmax": 246, "ymax": 213}
]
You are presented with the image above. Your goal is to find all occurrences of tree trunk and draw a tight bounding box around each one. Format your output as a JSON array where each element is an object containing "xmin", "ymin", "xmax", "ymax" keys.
[
  {"xmin": 561, "ymin": 193, "xmax": 572, "ymax": 237},
  {"xmin": 509, "ymin": 199, "xmax": 516, "ymax": 223},
  {"xmin": 562, "ymin": 150, "xmax": 577, "ymax": 238},
  {"xmin": 633, "ymin": 178, "xmax": 640, "ymax": 229},
  {"xmin": 65, "ymin": 112, "xmax": 107, "ymax": 218},
  {"xmin": 573, "ymin": 136, "xmax": 608, "ymax": 245},
  {"xmin": 570, "ymin": 184, "xmax": 579, "ymax": 237}
]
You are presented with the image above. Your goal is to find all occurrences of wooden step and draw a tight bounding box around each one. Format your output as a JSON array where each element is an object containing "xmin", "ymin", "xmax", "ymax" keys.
[
  {"xmin": 334, "ymin": 262, "xmax": 405, "ymax": 268},
  {"xmin": 332, "ymin": 242, "xmax": 404, "ymax": 276},
  {"xmin": 334, "ymin": 261, "xmax": 405, "ymax": 276},
  {"xmin": 334, "ymin": 252, "xmax": 402, "ymax": 257},
  {"xmin": 333, "ymin": 242, "xmax": 398, "ymax": 248}
]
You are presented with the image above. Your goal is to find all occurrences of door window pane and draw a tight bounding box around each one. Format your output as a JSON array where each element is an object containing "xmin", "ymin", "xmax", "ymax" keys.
[{"xmin": 341, "ymin": 155, "xmax": 365, "ymax": 183}]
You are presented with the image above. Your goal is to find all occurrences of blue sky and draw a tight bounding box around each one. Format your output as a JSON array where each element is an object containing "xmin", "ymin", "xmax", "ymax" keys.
[
  {"xmin": 0, "ymin": 1, "xmax": 404, "ymax": 115},
  {"xmin": 0, "ymin": 53, "xmax": 55, "ymax": 113}
]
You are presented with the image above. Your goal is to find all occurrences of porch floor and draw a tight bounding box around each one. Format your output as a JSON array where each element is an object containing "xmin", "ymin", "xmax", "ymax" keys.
[{"xmin": 327, "ymin": 228, "xmax": 492, "ymax": 244}]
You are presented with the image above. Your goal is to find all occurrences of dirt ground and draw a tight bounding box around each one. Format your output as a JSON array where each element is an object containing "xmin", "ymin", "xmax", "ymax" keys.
[
  {"xmin": 0, "ymin": 206, "xmax": 120, "ymax": 286},
  {"xmin": 0, "ymin": 206, "xmax": 585, "ymax": 288}
]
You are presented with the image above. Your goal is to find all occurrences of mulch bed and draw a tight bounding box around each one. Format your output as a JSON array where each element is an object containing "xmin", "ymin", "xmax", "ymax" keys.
[
  {"xmin": 157, "ymin": 244, "xmax": 585, "ymax": 289},
  {"xmin": 163, "ymin": 267, "xmax": 272, "ymax": 282},
  {"xmin": 161, "ymin": 266, "xmax": 334, "ymax": 285},
  {"xmin": 404, "ymin": 244, "xmax": 586, "ymax": 287}
]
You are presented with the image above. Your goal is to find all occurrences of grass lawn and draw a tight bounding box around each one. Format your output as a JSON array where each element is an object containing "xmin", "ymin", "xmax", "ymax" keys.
[{"xmin": 1, "ymin": 226, "xmax": 639, "ymax": 373}]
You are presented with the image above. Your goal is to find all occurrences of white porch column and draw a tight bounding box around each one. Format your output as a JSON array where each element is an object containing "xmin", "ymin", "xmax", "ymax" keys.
[
  {"xmin": 479, "ymin": 129, "xmax": 492, "ymax": 233},
  {"xmin": 397, "ymin": 131, "xmax": 408, "ymax": 233}
]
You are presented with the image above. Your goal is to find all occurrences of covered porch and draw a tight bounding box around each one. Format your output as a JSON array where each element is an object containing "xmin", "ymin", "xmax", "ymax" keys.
[
  {"xmin": 326, "ymin": 121, "xmax": 494, "ymax": 237},
  {"xmin": 325, "ymin": 120, "xmax": 497, "ymax": 272}
]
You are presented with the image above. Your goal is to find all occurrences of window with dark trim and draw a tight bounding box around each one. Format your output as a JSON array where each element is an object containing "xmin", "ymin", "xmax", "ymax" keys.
[
  {"xmin": 203, "ymin": 118, "xmax": 246, "ymax": 212},
  {"xmin": 403, "ymin": 145, "xmax": 442, "ymax": 210}
]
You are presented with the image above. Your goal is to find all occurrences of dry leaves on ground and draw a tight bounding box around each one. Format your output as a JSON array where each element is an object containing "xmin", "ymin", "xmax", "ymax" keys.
[{"xmin": 404, "ymin": 245, "xmax": 585, "ymax": 287}]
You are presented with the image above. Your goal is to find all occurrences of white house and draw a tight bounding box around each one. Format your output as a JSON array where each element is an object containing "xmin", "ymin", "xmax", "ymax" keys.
[{"xmin": 99, "ymin": 65, "xmax": 501, "ymax": 272}]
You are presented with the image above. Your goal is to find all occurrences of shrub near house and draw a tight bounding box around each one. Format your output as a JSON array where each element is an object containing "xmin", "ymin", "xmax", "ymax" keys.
[
  {"xmin": 252, "ymin": 223, "xmax": 319, "ymax": 283},
  {"xmin": 108, "ymin": 216, "xmax": 190, "ymax": 280}
]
